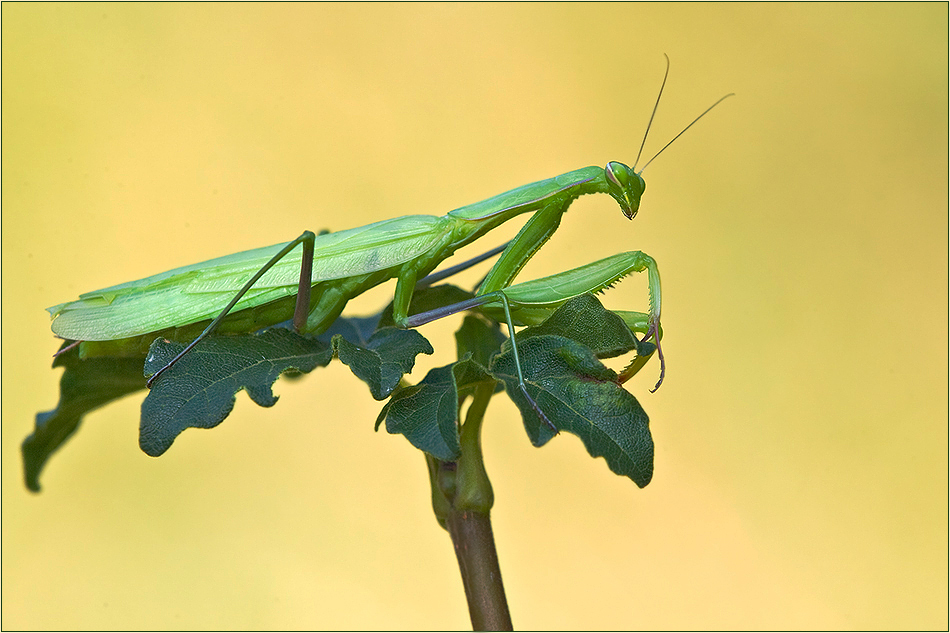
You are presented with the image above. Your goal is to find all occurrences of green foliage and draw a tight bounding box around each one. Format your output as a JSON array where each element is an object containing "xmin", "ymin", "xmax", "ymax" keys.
[
  {"xmin": 372, "ymin": 314, "xmax": 504, "ymax": 463},
  {"xmin": 491, "ymin": 335, "xmax": 653, "ymax": 487},
  {"xmin": 140, "ymin": 322, "xmax": 432, "ymax": 456},
  {"xmin": 140, "ymin": 328, "xmax": 334, "ymax": 456},
  {"xmin": 376, "ymin": 294, "xmax": 655, "ymax": 488},
  {"xmin": 28, "ymin": 291, "xmax": 657, "ymax": 490},
  {"xmin": 517, "ymin": 292, "xmax": 639, "ymax": 357},
  {"xmin": 454, "ymin": 314, "xmax": 507, "ymax": 370},
  {"xmin": 333, "ymin": 327, "xmax": 433, "ymax": 400},
  {"xmin": 375, "ymin": 357, "xmax": 495, "ymax": 461},
  {"xmin": 23, "ymin": 344, "xmax": 146, "ymax": 492}
]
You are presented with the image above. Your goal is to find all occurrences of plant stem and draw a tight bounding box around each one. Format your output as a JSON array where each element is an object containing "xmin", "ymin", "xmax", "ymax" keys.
[
  {"xmin": 429, "ymin": 380, "xmax": 512, "ymax": 630},
  {"xmin": 447, "ymin": 508, "xmax": 511, "ymax": 631}
]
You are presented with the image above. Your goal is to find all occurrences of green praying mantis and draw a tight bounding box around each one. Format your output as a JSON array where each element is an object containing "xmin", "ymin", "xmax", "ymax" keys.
[{"xmin": 47, "ymin": 61, "xmax": 732, "ymax": 427}]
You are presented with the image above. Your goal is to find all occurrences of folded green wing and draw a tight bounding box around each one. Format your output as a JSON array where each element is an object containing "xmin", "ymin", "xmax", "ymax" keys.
[{"xmin": 49, "ymin": 215, "xmax": 450, "ymax": 340}]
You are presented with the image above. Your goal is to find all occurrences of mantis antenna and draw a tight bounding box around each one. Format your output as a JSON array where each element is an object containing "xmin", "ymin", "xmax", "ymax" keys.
[
  {"xmin": 638, "ymin": 92, "xmax": 735, "ymax": 173},
  {"xmin": 633, "ymin": 54, "xmax": 735, "ymax": 175},
  {"xmin": 633, "ymin": 53, "xmax": 672, "ymax": 170}
]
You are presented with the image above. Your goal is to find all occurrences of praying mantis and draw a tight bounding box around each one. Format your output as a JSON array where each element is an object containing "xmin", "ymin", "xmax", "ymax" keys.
[{"xmin": 47, "ymin": 61, "xmax": 731, "ymax": 425}]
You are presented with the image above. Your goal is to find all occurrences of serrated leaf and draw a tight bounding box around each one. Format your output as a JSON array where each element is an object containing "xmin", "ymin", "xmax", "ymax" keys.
[
  {"xmin": 24, "ymin": 345, "xmax": 147, "ymax": 492},
  {"xmin": 333, "ymin": 327, "xmax": 433, "ymax": 400},
  {"xmin": 490, "ymin": 334, "xmax": 654, "ymax": 487},
  {"xmin": 140, "ymin": 328, "xmax": 333, "ymax": 456},
  {"xmin": 318, "ymin": 312, "xmax": 383, "ymax": 347},
  {"xmin": 376, "ymin": 357, "xmax": 494, "ymax": 461}
]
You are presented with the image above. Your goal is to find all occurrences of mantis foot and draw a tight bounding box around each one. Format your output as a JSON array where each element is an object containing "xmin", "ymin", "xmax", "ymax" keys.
[
  {"xmin": 53, "ymin": 339, "xmax": 82, "ymax": 357},
  {"xmin": 645, "ymin": 321, "xmax": 665, "ymax": 393},
  {"xmin": 520, "ymin": 384, "xmax": 558, "ymax": 435}
]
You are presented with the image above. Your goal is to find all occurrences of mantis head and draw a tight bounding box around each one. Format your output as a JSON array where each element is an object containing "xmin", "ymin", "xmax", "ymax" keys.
[
  {"xmin": 605, "ymin": 161, "xmax": 646, "ymax": 220},
  {"xmin": 609, "ymin": 57, "xmax": 732, "ymax": 223}
]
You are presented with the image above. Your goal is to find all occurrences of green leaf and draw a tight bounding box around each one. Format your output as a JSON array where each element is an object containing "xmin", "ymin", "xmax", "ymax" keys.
[
  {"xmin": 24, "ymin": 345, "xmax": 147, "ymax": 492},
  {"xmin": 455, "ymin": 314, "xmax": 506, "ymax": 369},
  {"xmin": 490, "ymin": 334, "xmax": 654, "ymax": 488},
  {"xmin": 333, "ymin": 327, "xmax": 433, "ymax": 400},
  {"xmin": 376, "ymin": 365, "xmax": 460, "ymax": 461},
  {"xmin": 140, "ymin": 328, "xmax": 333, "ymax": 457},
  {"xmin": 376, "ymin": 357, "xmax": 495, "ymax": 461},
  {"xmin": 318, "ymin": 312, "xmax": 383, "ymax": 346},
  {"xmin": 518, "ymin": 293, "xmax": 639, "ymax": 359}
]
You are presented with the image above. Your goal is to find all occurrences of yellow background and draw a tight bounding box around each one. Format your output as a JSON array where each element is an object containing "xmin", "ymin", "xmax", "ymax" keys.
[{"xmin": 3, "ymin": 4, "xmax": 947, "ymax": 629}]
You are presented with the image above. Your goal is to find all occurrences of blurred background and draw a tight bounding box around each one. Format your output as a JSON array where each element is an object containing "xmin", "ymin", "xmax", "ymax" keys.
[{"xmin": 2, "ymin": 4, "xmax": 947, "ymax": 629}]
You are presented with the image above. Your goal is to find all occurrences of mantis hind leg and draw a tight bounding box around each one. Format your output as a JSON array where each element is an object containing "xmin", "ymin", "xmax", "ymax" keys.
[{"xmin": 146, "ymin": 231, "xmax": 317, "ymax": 388}]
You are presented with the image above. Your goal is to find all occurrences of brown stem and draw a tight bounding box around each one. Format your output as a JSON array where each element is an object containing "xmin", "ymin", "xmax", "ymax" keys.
[
  {"xmin": 429, "ymin": 380, "xmax": 512, "ymax": 630},
  {"xmin": 446, "ymin": 509, "xmax": 512, "ymax": 631}
]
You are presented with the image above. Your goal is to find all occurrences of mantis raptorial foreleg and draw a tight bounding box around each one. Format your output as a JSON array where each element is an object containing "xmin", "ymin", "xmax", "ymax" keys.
[
  {"xmin": 407, "ymin": 249, "xmax": 664, "ymax": 391},
  {"xmin": 477, "ymin": 203, "xmax": 565, "ymax": 295}
]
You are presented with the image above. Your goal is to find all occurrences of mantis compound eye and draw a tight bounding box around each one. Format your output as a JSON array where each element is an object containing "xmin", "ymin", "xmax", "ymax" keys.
[{"xmin": 605, "ymin": 161, "xmax": 632, "ymax": 189}]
